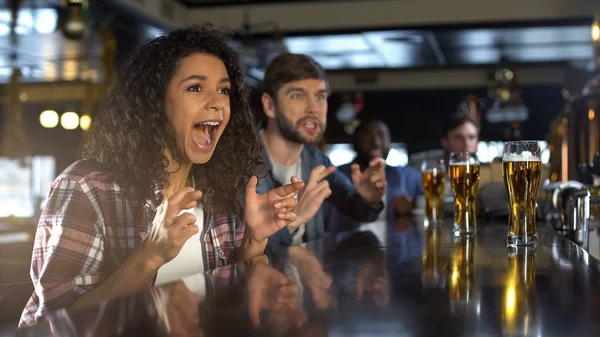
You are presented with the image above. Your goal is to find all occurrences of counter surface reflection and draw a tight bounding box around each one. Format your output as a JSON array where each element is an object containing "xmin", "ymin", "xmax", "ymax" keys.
[{"xmin": 17, "ymin": 217, "xmax": 600, "ymax": 337}]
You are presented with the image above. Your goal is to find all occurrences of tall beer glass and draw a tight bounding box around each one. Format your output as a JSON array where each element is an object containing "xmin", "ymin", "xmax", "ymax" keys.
[
  {"xmin": 502, "ymin": 141, "xmax": 542, "ymax": 246},
  {"xmin": 449, "ymin": 152, "xmax": 480, "ymax": 235},
  {"xmin": 421, "ymin": 159, "xmax": 446, "ymax": 223}
]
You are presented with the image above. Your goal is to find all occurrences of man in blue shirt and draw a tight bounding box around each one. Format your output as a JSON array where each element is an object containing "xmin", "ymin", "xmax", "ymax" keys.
[
  {"xmin": 256, "ymin": 53, "xmax": 386, "ymax": 253},
  {"xmin": 325, "ymin": 119, "xmax": 423, "ymax": 233}
]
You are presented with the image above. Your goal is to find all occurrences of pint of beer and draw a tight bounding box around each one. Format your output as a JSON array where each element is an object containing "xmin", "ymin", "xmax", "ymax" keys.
[
  {"xmin": 421, "ymin": 159, "xmax": 446, "ymax": 223},
  {"xmin": 449, "ymin": 152, "xmax": 480, "ymax": 234},
  {"xmin": 502, "ymin": 141, "xmax": 542, "ymax": 246}
]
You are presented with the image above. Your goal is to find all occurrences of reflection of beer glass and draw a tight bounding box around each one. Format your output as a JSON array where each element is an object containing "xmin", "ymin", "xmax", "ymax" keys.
[
  {"xmin": 503, "ymin": 247, "xmax": 538, "ymax": 336},
  {"xmin": 422, "ymin": 226, "xmax": 443, "ymax": 288},
  {"xmin": 449, "ymin": 152, "xmax": 480, "ymax": 235},
  {"xmin": 421, "ymin": 159, "xmax": 446, "ymax": 223},
  {"xmin": 502, "ymin": 141, "xmax": 542, "ymax": 246},
  {"xmin": 449, "ymin": 236, "xmax": 475, "ymax": 304}
]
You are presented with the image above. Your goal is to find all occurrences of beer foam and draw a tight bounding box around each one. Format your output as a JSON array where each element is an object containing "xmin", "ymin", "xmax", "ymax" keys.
[
  {"xmin": 503, "ymin": 151, "xmax": 541, "ymax": 162},
  {"xmin": 449, "ymin": 162, "xmax": 470, "ymax": 166}
]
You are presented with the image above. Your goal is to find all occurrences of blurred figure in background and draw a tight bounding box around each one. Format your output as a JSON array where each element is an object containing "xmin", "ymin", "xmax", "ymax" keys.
[
  {"xmin": 438, "ymin": 113, "xmax": 480, "ymax": 201},
  {"xmin": 441, "ymin": 113, "xmax": 480, "ymax": 162},
  {"xmin": 326, "ymin": 119, "xmax": 422, "ymax": 235},
  {"xmin": 257, "ymin": 53, "xmax": 386, "ymax": 253}
]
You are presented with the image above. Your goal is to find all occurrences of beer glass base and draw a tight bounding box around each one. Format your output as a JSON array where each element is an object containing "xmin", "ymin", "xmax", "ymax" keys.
[
  {"xmin": 507, "ymin": 235, "xmax": 537, "ymax": 246},
  {"xmin": 424, "ymin": 218, "xmax": 442, "ymax": 227},
  {"xmin": 453, "ymin": 226, "xmax": 476, "ymax": 236},
  {"xmin": 507, "ymin": 245, "xmax": 537, "ymax": 256}
]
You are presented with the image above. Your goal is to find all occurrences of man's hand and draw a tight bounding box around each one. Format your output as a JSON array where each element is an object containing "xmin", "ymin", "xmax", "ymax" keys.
[
  {"xmin": 287, "ymin": 165, "xmax": 335, "ymax": 232},
  {"xmin": 391, "ymin": 195, "xmax": 413, "ymax": 215},
  {"xmin": 244, "ymin": 176, "xmax": 304, "ymax": 243},
  {"xmin": 351, "ymin": 157, "xmax": 387, "ymax": 207}
]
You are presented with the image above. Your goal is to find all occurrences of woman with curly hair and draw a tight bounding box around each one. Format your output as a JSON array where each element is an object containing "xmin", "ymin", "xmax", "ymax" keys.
[{"xmin": 19, "ymin": 24, "xmax": 304, "ymax": 328}]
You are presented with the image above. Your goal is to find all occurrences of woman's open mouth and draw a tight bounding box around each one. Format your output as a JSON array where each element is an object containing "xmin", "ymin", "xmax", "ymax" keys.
[{"xmin": 192, "ymin": 120, "xmax": 221, "ymax": 149}]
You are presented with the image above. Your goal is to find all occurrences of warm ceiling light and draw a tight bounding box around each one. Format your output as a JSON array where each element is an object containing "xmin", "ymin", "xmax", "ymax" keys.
[
  {"xmin": 39, "ymin": 110, "xmax": 59, "ymax": 128},
  {"xmin": 62, "ymin": 0, "xmax": 87, "ymax": 40},
  {"xmin": 79, "ymin": 115, "xmax": 92, "ymax": 131},
  {"xmin": 60, "ymin": 112, "xmax": 79, "ymax": 130}
]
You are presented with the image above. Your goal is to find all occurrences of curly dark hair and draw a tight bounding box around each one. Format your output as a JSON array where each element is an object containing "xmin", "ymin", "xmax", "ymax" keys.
[{"xmin": 84, "ymin": 24, "xmax": 262, "ymax": 217}]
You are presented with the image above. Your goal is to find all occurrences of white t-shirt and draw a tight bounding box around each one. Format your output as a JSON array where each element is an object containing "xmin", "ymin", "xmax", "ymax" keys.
[
  {"xmin": 271, "ymin": 158, "xmax": 305, "ymax": 245},
  {"xmin": 358, "ymin": 194, "xmax": 387, "ymax": 246},
  {"xmin": 155, "ymin": 206, "xmax": 206, "ymax": 290},
  {"xmin": 272, "ymin": 157, "xmax": 302, "ymax": 192}
]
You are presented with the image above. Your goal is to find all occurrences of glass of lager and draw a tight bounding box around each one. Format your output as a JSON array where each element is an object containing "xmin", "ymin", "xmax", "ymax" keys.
[
  {"xmin": 449, "ymin": 152, "xmax": 480, "ymax": 235},
  {"xmin": 421, "ymin": 159, "xmax": 446, "ymax": 223},
  {"xmin": 502, "ymin": 141, "xmax": 542, "ymax": 246}
]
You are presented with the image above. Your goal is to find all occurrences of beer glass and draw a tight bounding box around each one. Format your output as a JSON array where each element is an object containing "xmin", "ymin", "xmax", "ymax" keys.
[
  {"xmin": 502, "ymin": 141, "xmax": 542, "ymax": 246},
  {"xmin": 421, "ymin": 159, "xmax": 446, "ymax": 223},
  {"xmin": 449, "ymin": 152, "xmax": 480, "ymax": 235}
]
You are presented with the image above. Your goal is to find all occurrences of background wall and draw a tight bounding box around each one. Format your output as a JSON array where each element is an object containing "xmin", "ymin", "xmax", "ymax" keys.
[{"xmin": 252, "ymin": 84, "xmax": 565, "ymax": 153}]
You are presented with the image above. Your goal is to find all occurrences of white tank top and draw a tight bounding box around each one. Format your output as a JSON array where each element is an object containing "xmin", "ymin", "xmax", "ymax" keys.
[{"xmin": 155, "ymin": 206, "xmax": 206, "ymax": 289}]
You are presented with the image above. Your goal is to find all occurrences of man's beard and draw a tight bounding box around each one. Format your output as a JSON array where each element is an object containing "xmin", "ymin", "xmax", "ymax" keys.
[{"xmin": 274, "ymin": 107, "xmax": 326, "ymax": 145}]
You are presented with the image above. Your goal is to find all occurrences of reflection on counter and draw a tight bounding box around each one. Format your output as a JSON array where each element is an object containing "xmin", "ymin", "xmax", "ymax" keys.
[
  {"xmin": 503, "ymin": 247, "xmax": 539, "ymax": 336},
  {"xmin": 449, "ymin": 236, "xmax": 478, "ymax": 314},
  {"xmin": 422, "ymin": 225, "xmax": 445, "ymax": 289},
  {"xmin": 16, "ymin": 216, "xmax": 600, "ymax": 337}
]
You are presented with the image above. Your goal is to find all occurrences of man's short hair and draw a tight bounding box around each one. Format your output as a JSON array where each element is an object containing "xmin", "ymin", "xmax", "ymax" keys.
[
  {"xmin": 352, "ymin": 118, "xmax": 386, "ymax": 150},
  {"xmin": 442, "ymin": 113, "xmax": 479, "ymax": 138},
  {"xmin": 263, "ymin": 53, "xmax": 329, "ymax": 100}
]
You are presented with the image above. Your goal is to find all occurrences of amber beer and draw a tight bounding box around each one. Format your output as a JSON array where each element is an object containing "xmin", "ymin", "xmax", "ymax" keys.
[
  {"xmin": 422, "ymin": 169, "xmax": 445, "ymax": 222},
  {"xmin": 450, "ymin": 163, "xmax": 480, "ymax": 234},
  {"xmin": 503, "ymin": 160, "xmax": 542, "ymax": 245}
]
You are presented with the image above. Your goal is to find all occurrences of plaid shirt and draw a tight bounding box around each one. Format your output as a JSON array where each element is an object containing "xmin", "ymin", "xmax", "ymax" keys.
[{"xmin": 19, "ymin": 159, "xmax": 245, "ymax": 328}]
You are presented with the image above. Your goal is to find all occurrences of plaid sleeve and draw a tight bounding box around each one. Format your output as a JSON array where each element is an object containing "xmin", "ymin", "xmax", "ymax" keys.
[
  {"xmin": 19, "ymin": 177, "xmax": 105, "ymax": 328},
  {"xmin": 207, "ymin": 215, "xmax": 246, "ymax": 270}
]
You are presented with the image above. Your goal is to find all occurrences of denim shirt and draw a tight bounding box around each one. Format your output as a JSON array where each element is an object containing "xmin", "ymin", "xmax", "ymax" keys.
[
  {"xmin": 324, "ymin": 163, "xmax": 423, "ymax": 234},
  {"xmin": 255, "ymin": 129, "xmax": 384, "ymax": 254}
]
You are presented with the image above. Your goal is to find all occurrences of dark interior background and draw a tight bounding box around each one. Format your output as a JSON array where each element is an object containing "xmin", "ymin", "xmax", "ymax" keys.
[{"xmin": 251, "ymin": 84, "xmax": 564, "ymax": 153}]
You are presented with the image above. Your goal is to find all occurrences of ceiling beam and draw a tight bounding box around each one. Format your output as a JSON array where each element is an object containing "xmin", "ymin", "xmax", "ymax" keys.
[
  {"xmin": 0, "ymin": 65, "xmax": 564, "ymax": 103},
  {"xmin": 185, "ymin": 0, "xmax": 599, "ymax": 33},
  {"xmin": 327, "ymin": 65, "xmax": 566, "ymax": 91},
  {"xmin": 111, "ymin": 0, "xmax": 186, "ymax": 29}
]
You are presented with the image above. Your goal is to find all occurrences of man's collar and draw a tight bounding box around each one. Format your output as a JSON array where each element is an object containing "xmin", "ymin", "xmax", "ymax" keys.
[
  {"xmin": 256, "ymin": 123, "xmax": 274, "ymax": 174},
  {"xmin": 257, "ymin": 121, "xmax": 309, "ymax": 174}
]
